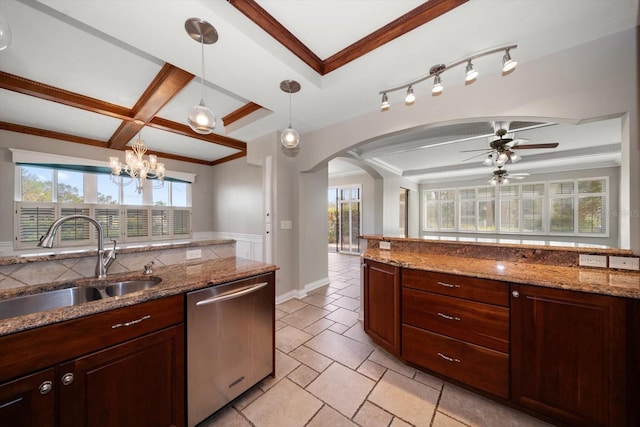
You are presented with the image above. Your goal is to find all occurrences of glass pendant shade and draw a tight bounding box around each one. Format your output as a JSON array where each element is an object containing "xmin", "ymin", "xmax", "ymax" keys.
[
  {"xmin": 0, "ymin": 14, "xmax": 12, "ymax": 51},
  {"xmin": 188, "ymin": 99, "xmax": 216, "ymax": 134},
  {"xmin": 281, "ymin": 127, "xmax": 299, "ymax": 148}
]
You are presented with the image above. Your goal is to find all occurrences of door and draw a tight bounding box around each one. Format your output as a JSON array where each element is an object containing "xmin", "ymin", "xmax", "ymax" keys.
[
  {"xmin": 511, "ymin": 284, "xmax": 627, "ymax": 427},
  {"xmin": 0, "ymin": 369, "xmax": 55, "ymax": 427},
  {"xmin": 363, "ymin": 260, "xmax": 400, "ymax": 356},
  {"xmin": 59, "ymin": 326, "xmax": 185, "ymax": 427}
]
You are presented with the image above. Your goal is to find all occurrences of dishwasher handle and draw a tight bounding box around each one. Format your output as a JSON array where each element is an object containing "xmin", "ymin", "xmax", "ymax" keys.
[{"xmin": 195, "ymin": 282, "xmax": 269, "ymax": 306}]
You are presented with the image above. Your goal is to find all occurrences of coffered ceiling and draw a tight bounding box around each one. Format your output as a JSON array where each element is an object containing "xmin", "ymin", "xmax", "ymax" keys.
[{"xmin": 0, "ymin": 0, "xmax": 637, "ymax": 180}]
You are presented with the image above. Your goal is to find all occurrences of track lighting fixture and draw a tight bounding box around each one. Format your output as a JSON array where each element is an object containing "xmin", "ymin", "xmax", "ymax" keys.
[
  {"xmin": 380, "ymin": 93, "xmax": 390, "ymax": 111},
  {"xmin": 405, "ymin": 86, "xmax": 415, "ymax": 105},
  {"xmin": 377, "ymin": 44, "xmax": 517, "ymax": 111},
  {"xmin": 280, "ymin": 79, "xmax": 301, "ymax": 149},
  {"xmin": 185, "ymin": 18, "xmax": 218, "ymax": 135}
]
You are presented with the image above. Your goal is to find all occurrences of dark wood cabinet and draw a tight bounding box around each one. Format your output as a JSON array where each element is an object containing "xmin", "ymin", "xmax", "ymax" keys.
[
  {"xmin": 363, "ymin": 260, "xmax": 401, "ymax": 356},
  {"xmin": 0, "ymin": 369, "xmax": 55, "ymax": 427},
  {"xmin": 511, "ymin": 284, "xmax": 628, "ymax": 427},
  {"xmin": 0, "ymin": 295, "xmax": 185, "ymax": 427}
]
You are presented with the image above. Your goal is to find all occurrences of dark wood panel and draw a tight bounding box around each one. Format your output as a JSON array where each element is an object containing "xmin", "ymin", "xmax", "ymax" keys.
[
  {"xmin": 511, "ymin": 284, "xmax": 627, "ymax": 427},
  {"xmin": 223, "ymin": 102, "xmax": 264, "ymax": 127},
  {"xmin": 402, "ymin": 288, "xmax": 509, "ymax": 353},
  {"xmin": 364, "ymin": 260, "xmax": 401, "ymax": 356},
  {"xmin": 0, "ymin": 295, "xmax": 183, "ymax": 383},
  {"xmin": 0, "ymin": 369, "xmax": 55, "ymax": 427},
  {"xmin": 402, "ymin": 269, "xmax": 509, "ymax": 306},
  {"xmin": 59, "ymin": 325, "xmax": 184, "ymax": 427},
  {"xmin": 402, "ymin": 324, "xmax": 508, "ymax": 399}
]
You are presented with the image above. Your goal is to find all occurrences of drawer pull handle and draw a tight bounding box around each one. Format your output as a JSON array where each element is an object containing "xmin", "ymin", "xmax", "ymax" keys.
[
  {"xmin": 437, "ymin": 281, "xmax": 460, "ymax": 289},
  {"xmin": 437, "ymin": 312, "xmax": 461, "ymax": 321},
  {"xmin": 39, "ymin": 381, "xmax": 53, "ymax": 395},
  {"xmin": 111, "ymin": 315, "xmax": 151, "ymax": 329},
  {"xmin": 61, "ymin": 373, "xmax": 74, "ymax": 386},
  {"xmin": 437, "ymin": 352, "xmax": 461, "ymax": 363}
]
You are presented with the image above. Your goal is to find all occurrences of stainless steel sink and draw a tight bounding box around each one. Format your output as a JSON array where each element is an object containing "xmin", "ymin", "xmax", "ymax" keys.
[
  {"xmin": 104, "ymin": 277, "xmax": 162, "ymax": 297},
  {"xmin": 0, "ymin": 286, "xmax": 103, "ymax": 321}
]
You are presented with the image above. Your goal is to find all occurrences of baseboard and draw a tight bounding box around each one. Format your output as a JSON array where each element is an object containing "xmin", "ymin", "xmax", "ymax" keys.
[
  {"xmin": 304, "ymin": 277, "xmax": 330, "ymax": 293},
  {"xmin": 275, "ymin": 289, "xmax": 308, "ymax": 304}
]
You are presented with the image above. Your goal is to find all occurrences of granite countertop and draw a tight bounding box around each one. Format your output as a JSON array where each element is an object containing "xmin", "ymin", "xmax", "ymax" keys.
[
  {"xmin": 0, "ymin": 256, "xmax": 278, "ymax": 337},
  {"xmin": 363, "ymin": 249, "xmax": 640, "ymax": 299}
]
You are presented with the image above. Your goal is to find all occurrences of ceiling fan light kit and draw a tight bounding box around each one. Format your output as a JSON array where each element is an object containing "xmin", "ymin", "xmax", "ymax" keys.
[
  {"xmin": 185, "ymin": 18, "xmax": 218, "ymax": 135},
  {"xmin": 379, "ymin": 45, "xmax": 517, "ymax": 111},
  {"xmin": 280, "ymin": 79, "xmax": 301, "ymax": 149}
]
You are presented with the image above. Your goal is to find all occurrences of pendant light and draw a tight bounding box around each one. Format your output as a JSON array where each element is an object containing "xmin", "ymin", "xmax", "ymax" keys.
[
  {"xmin": 280, "ymin": 79, "xmax": 301, "ymax": 149},
  {"xmin": 185, "ymin": 18, "xmax": 218, "ymax": 135},
  {"xmin": 0, "ymin": 13, "xmax": 12, "ymax": 51}
]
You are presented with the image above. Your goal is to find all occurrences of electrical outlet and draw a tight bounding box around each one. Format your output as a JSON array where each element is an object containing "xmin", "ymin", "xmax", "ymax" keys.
[
  {"xmin": 379, "ymin": 241, "xmax": 391, "ymax": 250},
  {"xmin": 280, "ymin": 220, "xmax": 292, "ymax": 229},
  {"xmin": 578, "ymin": 254, "xmax": 607, "ymax": 268},
  {"xmin": 186, "ymin": 249, "xmax": 202, "ymax": 260},
  {"xmin": 609, "ymin": 256, "xmax": 640, "ymax": 271}
]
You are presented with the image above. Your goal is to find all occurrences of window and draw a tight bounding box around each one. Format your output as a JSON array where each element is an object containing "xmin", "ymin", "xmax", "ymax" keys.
[
  {"xmin": 422, "ymin": 176, "xmax": 608, "ymax": 238},
  {"xmin": 15, "ymin": 165, "xmax": 192, "ymax": 249}
]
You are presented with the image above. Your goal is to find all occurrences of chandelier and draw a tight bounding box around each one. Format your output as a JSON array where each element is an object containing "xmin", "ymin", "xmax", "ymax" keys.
[
  {"xmin": 378, "ymin": 45, "xmax": 517, "ymax": 111},
  {"xmin": 109, "ymin": 128, "xmax": 165, "ymax": 194}
]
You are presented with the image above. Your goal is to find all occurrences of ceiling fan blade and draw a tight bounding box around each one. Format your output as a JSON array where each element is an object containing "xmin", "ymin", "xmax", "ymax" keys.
[
  {"xmin": 509, "ymin": 173, "xmax": 530, "ymax": 176},
  {"xmin": 462, "ymin": 152, "xmax": 492, "ymax": 162},
  {"xmin": 506, "ymin": 138, "xmax": 529, "ymax": 148},
  {"xmin": 460, "ymin": 148, "xmax": 493, "ymax": 153},
  {"xmin": 510, "ymin": 175, "xmax": 527, "ymax": 180},
  {"xmin": 512, "ymin": 142, "xmax": 559, "ymax": 149}
]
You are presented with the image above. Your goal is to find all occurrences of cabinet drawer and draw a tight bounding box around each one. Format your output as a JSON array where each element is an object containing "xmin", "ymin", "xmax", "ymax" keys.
[
  {"xmin": 402, "ymin": 324, "xmax": 509, "ymax": 399},
  {"xmin": 0, "ymin": 295, "xmax": 183, "ymax": 382},
  {"xmin": 402, "ymin": 288, "xmax": 509, "ymax": 353},
  {"xmin": 402, "ymin": 269, "xmax": 509, "ymax": 307}
]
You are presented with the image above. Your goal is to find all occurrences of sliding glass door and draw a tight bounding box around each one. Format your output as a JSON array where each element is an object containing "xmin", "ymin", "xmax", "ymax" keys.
[{"xmin": 328, "ymin": 185, "xmax": 361, "ymax": 254}]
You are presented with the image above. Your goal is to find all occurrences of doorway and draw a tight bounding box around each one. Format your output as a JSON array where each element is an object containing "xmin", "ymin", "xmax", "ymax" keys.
[{"xmin": 328, "ymin": 185, "xmax": 361, "ymax": 254}]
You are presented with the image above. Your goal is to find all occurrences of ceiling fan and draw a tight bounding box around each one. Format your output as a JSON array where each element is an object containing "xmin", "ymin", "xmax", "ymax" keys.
[
  {"xmin": 462, "ymin": 128, "xmax": 559, "ymax": 167},
  {"xmin": 489, "ymin": 166, "xmax": 529, "ymax": 185}
]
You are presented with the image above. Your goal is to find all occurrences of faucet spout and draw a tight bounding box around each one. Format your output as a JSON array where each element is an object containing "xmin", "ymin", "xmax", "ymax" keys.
[{"xmin": 38, "ymin": 214, "xmax": 117, "ymax": 278}]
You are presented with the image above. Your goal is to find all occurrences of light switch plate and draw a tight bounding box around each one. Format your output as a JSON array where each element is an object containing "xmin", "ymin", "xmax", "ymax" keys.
[
  {"xmin": 280, "ymin": 220, "xmax": 292, "ymax": 229},
  {"xmin": 186, "ymin": 249, "xmax": 202, "ymax": 260},
  {"xmin": 578, "ymin": 254, "xmax": 607, "ymax": 268},
  {"xmin": 609, "ymin": 256, "xmax": 640, "ymax": 271},
  {"xmin": 379, "ymin": 241, "xmax": 391, "ymax": 250}
]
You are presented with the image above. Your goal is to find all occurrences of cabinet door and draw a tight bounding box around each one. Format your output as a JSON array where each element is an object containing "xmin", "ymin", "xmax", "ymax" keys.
[
  {"xmin": 59, "ymin": 325, "xmax": 185, "ymax": 427},
  {"xmin": 511, "ymin": 284, "xmax": 626, "ymax": 427},
  {"xmin": 0, "ymin": 369, "xmax": 55, "ymax": 427},
  {"xmin": 364, "ymin": 260, "xmax": 400, "ymax": 356}
]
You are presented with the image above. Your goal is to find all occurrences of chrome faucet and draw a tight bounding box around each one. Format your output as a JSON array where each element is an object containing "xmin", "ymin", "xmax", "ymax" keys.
[{"xmin": 38, "ymin": 214, "xmax": 117, "ymax": 278}]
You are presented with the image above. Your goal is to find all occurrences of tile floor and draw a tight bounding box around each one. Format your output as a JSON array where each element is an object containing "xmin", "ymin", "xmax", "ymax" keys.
[{"xmin": 199, "ymin": 252, "xmax": 555, "ymax": 427}]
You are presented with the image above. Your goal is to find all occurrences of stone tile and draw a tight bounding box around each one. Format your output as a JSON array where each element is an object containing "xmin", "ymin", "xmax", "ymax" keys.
[
  {"xmin": 302, "ymin": 293, "xmax": 336, "ymax": 307},
  {"xmin": 232, "ymin": 385, "xmax": 264, "ymax": 411},
  {"xmin": 390, "ymin": 417, "xmax": 413, "ymax": 427},
  {"xmin": 326, "ymin": 307, "xmax": 359, "ymax": 327},
  {"xmin": 332, "ymin": 295, "xmax": 361, "ymax": 311},
  {"xmin": 368, "ymin": 348, "xmax": 416, "ymax": 378},
  {"xmin": 276, "ymin": 298, "xmax": 307, "ymax": 314},
  {"xmin": 324, "ymin": 303, "xmax": 340, "ymax": 312},
  {"xmin": 199, "ymin": 406, "xmax": 251, "ymax": 427},
  {"xmin": 343, "ymin": 321, "xmax": 375, "ymax": 346},
  {"xmin": 307, "ymin": 363, "xmax": 375, "ymax": 418},
  {"xmin": 275, "ymin": 325, "xmax": 312, "ymax": 353},
  {"xmin": 328, "ymin": 322, "xmax": 349, "ymax": 334},
  {"xmin": 310, "ymin": 285, "xmax": 342, "ymax": 296},
  {"xmin": 306, "ymin": 330, "xmax": 373, "ymax": 369},
  {"xmin": 369, "ymin": 370, "xmax": 440, "ymax": 427},
  {"xmin": 259, "ymin": 349, "xmax": 300, "ymax": 392},
  {"xmin": 328, "ymin": 280, "xmax": 352, "ymax": 290},
  {"xmin": 275, "ymin": 309, "xmax": 286, "ymax": 320},
  {"xmin": 356, "ymin": 360, "xmax": 387, "ymax": 381},
  {"xmin": 308, "ymin": 405, "xmax": 358, "ymax": 427},
  {"xmin": 243, "ymin": 378, "xmax": 322, "ymax": 427},
  {"xmin": 288, "ymin": 364, "xmax": 319, "ymax": 388},
  {"xmin": 354, "ymin": 401, "xmax": 393, "ymax": 427},
  {"xmin": 303, "ymin": 318, "xmax": 335, "ymax": 336},
  {"xmin": 432, "ymin": 411, "xmax": 469, "ymax": 427},
  {"xmin": 337, "ymin": 284, "xmax": 361, "ymax": 298},
  {"xmin": 414, "ymin": 370, "xmax": 444, "ymax": 391},
  {"xmin": 274, "ymin": 320, "xmax": 287, "ymax": 331},
  {"xmin": 281, "ymin": 305, "xmax": 331, "ymax": 329},
  {"xmin": 289, "ymin": 345, "xmax": 333, "ymax": 373},
  {"xmin": 438, "ymin": 384, "xmax": 554, "ymax": 427}
]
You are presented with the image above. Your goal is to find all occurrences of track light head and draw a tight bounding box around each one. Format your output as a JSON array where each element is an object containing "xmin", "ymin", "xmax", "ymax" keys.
[
  {"xmin": 502, "ymin": 49, "xmax": 517, "ymax": 72},
  {"xmin": 405, "ymin": 86, "xmax": 415, "ymax": 106},
  {"xmin": 381, "ymin": 93, "xmax": 390, "ymax": 111},
  {"xmin": 465, "ymin": 60, "xmax": 479, "ymax": 82},
  {"xmin": 432, "ymin": 75, "xmax": 443, "ymax": 95}
]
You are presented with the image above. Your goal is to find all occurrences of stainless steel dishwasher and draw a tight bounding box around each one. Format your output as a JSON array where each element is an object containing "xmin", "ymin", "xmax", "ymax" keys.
[{"xmin": 186, "ymin": 273, "xmax": 275, "ymax": 427}]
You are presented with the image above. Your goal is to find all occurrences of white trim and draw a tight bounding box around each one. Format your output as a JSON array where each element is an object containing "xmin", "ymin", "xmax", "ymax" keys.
[
  {"xmin": 211, "ymin": 232, "xmax": 263, "ymax": 261},
  {"xmin": 10, "ymin": 148, "xmax": 196, "ymax": 183},
  {"xmin": 304, "ymin": 277, "xmax": 330, "ymax": 293},
  {"xmin": 275, "ymin": 289, "xmax": 308, "ymax": 304}
]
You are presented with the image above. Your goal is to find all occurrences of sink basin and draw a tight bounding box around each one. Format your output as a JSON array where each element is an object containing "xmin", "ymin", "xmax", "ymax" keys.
[
  {"xmin": 0, "ymin": 286, "xmax": 103, "ymax": 321},
  {"xmin": 104, "ymin": 277, "xmax": 162, "ymax": 297}
]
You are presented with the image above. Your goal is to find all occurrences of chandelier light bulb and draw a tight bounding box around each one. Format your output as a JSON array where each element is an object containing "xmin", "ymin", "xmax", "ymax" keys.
[
  {"xmin": 510, "ymin": 152, "xmax": 521, "ymax": 163},
  {"xmin": 482, "ymin": 155, "xmax": 493, "ymax": 166},
  {"xmin": 110, "ymin": 130, "xmax": 165, "ymax": 193}
]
